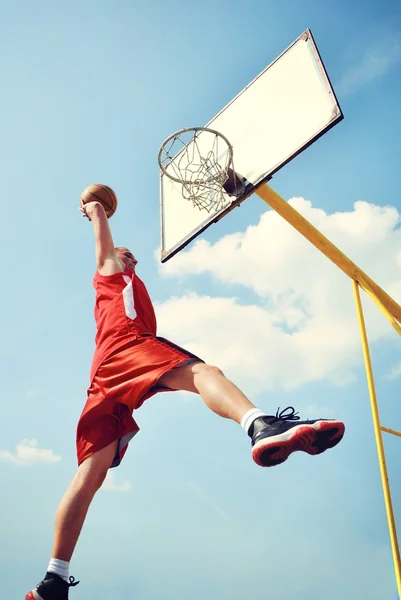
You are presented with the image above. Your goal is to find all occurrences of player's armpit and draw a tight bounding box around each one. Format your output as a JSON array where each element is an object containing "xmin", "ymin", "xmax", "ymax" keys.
[{"xmin": 97, "ymin": 255, "xmax": 125, "ymax": 276}]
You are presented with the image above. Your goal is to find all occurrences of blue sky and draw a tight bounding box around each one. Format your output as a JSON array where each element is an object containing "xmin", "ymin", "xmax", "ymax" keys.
[{"xmin": 1, "ymin": 1, "xmax": 401, "ymax": 599}]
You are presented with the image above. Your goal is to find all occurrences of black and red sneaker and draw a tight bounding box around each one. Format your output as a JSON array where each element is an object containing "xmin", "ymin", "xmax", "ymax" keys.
[
  {"xmin": 25, "ymin": 572, "xmax": 79, "ymax": 600},
  {"xmin": 250, "ymin": 406, "xmax": 345, "ymax": 467}
]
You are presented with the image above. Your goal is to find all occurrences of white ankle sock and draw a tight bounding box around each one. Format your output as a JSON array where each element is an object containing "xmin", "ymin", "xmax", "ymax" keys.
[
  {"xmin": 47, "ymin": 558, "xmax": 70, "ymax": 582},
  {"xmin": 240, "ymin": 408, "xmax": 267, "ymax": 434}
]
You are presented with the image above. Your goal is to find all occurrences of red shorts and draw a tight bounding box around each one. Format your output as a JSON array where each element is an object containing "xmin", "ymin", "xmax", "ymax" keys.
[{"xmin": 76, "ymin": 335, "xmax": 202, "ymax": 468}]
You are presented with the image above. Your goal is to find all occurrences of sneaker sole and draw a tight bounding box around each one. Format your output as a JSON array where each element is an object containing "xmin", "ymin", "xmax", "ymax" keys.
[
  {"xmin": 252, "ymin": 420, "xmax": 345, "ymax": 467},
  {"xmin": 25, "ymin": 592, "xmax": 43, "ymax": 600}
]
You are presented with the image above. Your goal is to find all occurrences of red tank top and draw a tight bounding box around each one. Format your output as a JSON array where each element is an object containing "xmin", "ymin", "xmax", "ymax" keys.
[{"xmin": 89, "ymin": 268, "xmax": 157, "ymax": 381}]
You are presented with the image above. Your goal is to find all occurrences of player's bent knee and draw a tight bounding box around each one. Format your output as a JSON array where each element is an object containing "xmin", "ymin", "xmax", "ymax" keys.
[{"xmin": 192, "ymin": 362, "xmax": 224, "ymax": 377}]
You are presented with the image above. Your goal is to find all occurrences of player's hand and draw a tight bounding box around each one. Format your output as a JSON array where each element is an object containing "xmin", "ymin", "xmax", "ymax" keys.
[{"xmin": 80, "ymin": 199, "xmax": 102, "ymax": 221}]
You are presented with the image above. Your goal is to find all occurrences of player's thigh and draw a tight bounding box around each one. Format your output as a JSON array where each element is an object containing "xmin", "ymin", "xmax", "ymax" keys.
[
  {"xmin": 159, "ymin": 360, "xmax": 221, "ymax": 393},
  {"xmin": 78, "ymin": 440, "xmax": 118, "ymax": 487}
]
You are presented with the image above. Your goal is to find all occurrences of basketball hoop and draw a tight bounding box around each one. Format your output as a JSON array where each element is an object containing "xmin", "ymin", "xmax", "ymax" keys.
[{"xmin": 158, "ymin": 127, "xmax": 245, "ymax": 213}]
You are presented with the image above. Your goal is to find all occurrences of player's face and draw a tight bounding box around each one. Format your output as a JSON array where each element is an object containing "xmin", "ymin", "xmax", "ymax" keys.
[{"xmin": 117, "ymin": 248, "xmax": 138, "ymax": 271}]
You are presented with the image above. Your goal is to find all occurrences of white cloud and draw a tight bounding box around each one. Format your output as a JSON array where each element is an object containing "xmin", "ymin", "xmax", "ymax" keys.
[
  {"xmin": 336, "ymin": 31, "xmax": 401, "ymax": 97},
  {"xmin": 101, "ymin": 471, "xmax": 132, "ymax": 493},
  {"xmin": 0, "ymin": 439, "xmax": 60, "ymax": 466},
  {"xmin": 157, "ymin": 198, "xmax": 401, "ymax": 395}
]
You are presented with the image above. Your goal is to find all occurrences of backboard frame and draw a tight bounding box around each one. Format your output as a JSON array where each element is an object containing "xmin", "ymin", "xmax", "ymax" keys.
[{"xmin": 160, "ymin": 28, "xmax": 343, "ymax": 263}]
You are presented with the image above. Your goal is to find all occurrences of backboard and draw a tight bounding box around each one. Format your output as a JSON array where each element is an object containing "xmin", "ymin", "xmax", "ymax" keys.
[{"xmin": 159, "ymin": 29, "xmax": 343, "ymax": 262}]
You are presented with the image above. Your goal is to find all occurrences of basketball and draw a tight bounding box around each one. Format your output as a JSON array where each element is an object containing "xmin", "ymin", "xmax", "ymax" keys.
[{"xmin": 81, "ymin": 184, "xmax": 118, "ymax": 218}]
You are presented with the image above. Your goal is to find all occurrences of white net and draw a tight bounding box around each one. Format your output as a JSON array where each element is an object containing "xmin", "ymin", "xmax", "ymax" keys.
[{"xmin": 158, "ymin": 127, "xmax": 236, "ymax": 213}]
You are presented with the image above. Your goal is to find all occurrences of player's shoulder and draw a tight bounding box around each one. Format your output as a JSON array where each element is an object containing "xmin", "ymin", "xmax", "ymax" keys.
[{"xmin": 93, "ymin": 266, "xmax": 136, "ymax": 285}]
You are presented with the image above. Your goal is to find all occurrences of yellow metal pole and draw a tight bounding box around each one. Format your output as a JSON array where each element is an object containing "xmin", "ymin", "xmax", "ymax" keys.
[
  {"xmin": 353, "ymin": 280, "xmax": 401, "ymax": 595},
  {"xmin": 381, "ymin": 426, "xmax": 401, "ymax": 439},
  {"xmin": 254, "ymin": 184, "xmax": 401, "ymax": 324},
  {"xmin": 253, "ymin": 182, "xmax": 401, "ymax": 590},
  {"xmin": 357, "ymin": 274, "xmax": 401, "ymax": 337}
]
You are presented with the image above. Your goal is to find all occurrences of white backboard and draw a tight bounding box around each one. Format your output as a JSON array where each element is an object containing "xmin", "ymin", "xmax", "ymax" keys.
[{"xmin": 160, "ymin": 29, "xmax": 343, "ymax": 262}]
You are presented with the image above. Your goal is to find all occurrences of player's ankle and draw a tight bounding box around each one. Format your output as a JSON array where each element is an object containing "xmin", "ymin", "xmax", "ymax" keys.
[
  {"xmin": 240, "ymin": 408, "xmax": 267, "ymax": 436},
  {"xmin": 47, "ymin": 558, "xmax": 70, "ymax": 582}
]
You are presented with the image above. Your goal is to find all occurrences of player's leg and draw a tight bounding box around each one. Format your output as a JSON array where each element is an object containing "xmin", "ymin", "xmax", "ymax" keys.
[
  {"xmin": 52, "ymin": 441, "xmax": 118, "ymax": 561},
  {"xmin": 159, "ymin": 361, "xmax": 345, "ymax": 467},
  {"xmin": 25, "ymin": 441, "xmax": 117, "ymax": 600},
  {"xmin": 160, "ymin": 360, "xmax": 255, "ymax": 422}
]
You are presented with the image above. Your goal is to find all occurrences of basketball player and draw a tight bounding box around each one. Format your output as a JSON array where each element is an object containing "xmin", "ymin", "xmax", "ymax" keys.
[{"xmin": 26, "ymin": 199, "xmax": 345, "ymax": 599}]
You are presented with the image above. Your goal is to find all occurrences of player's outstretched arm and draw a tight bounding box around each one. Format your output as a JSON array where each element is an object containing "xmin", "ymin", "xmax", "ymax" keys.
[{"xmin": 80, "ymin": 200, "xmax": 124, "ymax": 276}]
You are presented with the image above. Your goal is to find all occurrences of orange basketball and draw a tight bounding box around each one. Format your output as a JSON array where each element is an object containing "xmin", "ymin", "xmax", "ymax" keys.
[{"xmin": 81, "ymin": 184, "xmax": 118, "ymax": 218}]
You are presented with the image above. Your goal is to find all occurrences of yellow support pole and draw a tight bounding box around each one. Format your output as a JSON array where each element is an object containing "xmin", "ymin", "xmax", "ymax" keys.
[
  {"xmin": 253, "ymin": 182, "xmax": 401, "ymax": 592},
  {"xmin": 357, "ymin": 275, "xmax": 401, "ymax": 337},
  {"xmin": 254, "ymin": 184, "xmax": 401, "ymax": 324},
  {"xmin": 353, "ymin": 281, "xmax": 401, "ymax": 596},
  {"xmin": 381, "ymin": 426, "xmax": 401, "ymax": 439}
]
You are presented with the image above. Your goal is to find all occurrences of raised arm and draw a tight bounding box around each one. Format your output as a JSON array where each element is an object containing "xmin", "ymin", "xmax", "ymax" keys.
[{"xmin": 80, "ymin": 200, "xmax": 124, "ymax": 276}]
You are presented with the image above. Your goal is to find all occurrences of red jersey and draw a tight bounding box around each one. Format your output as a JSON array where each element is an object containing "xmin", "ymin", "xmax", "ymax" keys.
[{"xmin": 89, "ymin": 267, "xmax": 157, "ymax": 382}]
